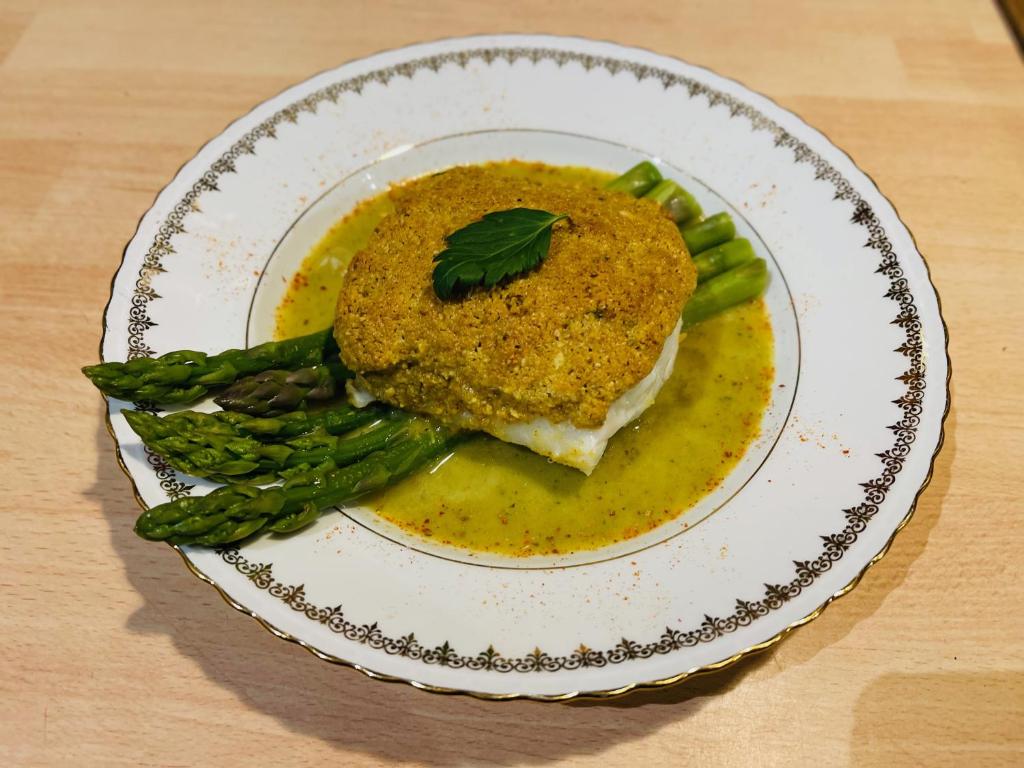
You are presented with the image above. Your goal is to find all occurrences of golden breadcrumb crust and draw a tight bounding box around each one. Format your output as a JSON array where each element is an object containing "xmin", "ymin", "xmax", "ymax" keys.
[{"xmin": 334, "ymin": 164, "xmax": 695, "ymax": 429}]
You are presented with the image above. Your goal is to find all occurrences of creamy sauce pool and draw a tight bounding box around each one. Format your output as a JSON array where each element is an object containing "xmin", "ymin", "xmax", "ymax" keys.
[{"xmin": 276, "ymin": 162, "xmax": 774, "ymax": 557}]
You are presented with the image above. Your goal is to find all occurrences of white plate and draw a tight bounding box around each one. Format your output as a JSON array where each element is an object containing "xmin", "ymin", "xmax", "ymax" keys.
[{"xmin": 101, "ymin": 34, "xmax": 949, "ymax": 700}]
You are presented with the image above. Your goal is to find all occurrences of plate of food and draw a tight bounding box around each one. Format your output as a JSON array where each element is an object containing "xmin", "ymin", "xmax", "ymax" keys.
[{"xmin": 85, "ymin": 34, "xmax": 949, "ymax": 700}]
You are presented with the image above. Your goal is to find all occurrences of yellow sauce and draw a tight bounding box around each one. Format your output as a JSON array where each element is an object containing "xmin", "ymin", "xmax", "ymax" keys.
[
  {"xmin": 275, "ymin": 193, "xmax": 395, "ymax": 339},
  {"xmin": 276, "ymin": 163, "xmax": 774, "ymax": 557}
]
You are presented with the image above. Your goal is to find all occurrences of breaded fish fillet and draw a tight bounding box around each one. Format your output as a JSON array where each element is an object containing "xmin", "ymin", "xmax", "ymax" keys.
[{"xmin": 334, "ymin": 163, "xmax": 696, "ymax": 470}]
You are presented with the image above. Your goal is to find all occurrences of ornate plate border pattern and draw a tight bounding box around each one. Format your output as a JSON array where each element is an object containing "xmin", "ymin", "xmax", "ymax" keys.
[{"xmin": 104, "ymin": 41, "xmax": 949, "ymax": 699}]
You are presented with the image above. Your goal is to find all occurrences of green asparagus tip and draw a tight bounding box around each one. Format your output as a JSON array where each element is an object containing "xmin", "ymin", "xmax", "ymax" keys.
[
  {"xmin": 133, "ymin": 420, "xmax": 457, "ymax": 546},
  {"xmin": 81, "ymin": 327, "xmax": 339, "ymax": 406},
  {"xmin": 213, "ymin": 365, "xmax": 341, "ymax": 416}
]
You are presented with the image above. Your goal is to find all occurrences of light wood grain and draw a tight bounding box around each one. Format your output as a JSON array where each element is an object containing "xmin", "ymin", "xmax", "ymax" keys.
[{"xmin": 2, "ymin": 1, "xmax": 1022, "ymax": 765}]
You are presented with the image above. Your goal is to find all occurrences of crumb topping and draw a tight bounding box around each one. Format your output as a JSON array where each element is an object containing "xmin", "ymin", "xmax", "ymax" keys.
[{"xmin": 333, "ymin": 163, "xmax": 696, "ymax": 428}]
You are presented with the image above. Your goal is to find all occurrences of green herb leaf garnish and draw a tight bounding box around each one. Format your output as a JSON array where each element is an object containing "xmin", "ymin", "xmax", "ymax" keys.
[{"xmin": 432, "ymin": 208, "xmax": 569, "ymax": 300}]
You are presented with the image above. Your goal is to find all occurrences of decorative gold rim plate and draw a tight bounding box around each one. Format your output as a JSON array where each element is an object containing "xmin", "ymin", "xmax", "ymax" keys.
[{"xmin": 99, "ymin": 34, "xmax": 950, "ymax": 700}]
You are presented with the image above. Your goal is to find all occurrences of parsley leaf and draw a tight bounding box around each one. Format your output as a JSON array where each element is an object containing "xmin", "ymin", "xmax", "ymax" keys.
[{"xmin": 432, "ymin": 208, "xmax": 569, "ymax": 300}]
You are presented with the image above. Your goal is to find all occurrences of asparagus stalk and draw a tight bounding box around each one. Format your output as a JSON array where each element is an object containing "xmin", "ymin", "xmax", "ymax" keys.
[
  {"xmin": 681, "ymin": 212, "xmax": 736, "ymax": 255},
  {"xmin": 83, "ymin": 328, "xmax": 345, "ymax": 404},
  {"xmin": 133, "ymin": 400, "xmax": 386, "ymax": 442},
  {"xmin": 682, "ymin": 259, "xmax": 769, "ymax": 329},
  {"xmin": 643, "ymin": 179, "xmax": 703, "ymax": 225},
  {"xmin": 605, "ymin": 161, "xmax": 662, "ymax": 196},
  {"xmin": 213, "ymin": 363, "xmax": 348, "ymax": 415},
  {"xmin": 693, "ymin": 238, "xmax": 757, "ymax": 283},
  {"xmin": 123, "ymin": 408, "xmax": 411, "ymax": 484},
  {"xmin": 134, "ymin": 419, "xmax": 456, "ymax": 545}
]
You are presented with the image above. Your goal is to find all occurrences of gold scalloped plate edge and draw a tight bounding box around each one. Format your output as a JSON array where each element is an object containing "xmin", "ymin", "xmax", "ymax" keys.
[{"xmin": 95, "ymin": 34, "xmax": 952, "ymax": 703}]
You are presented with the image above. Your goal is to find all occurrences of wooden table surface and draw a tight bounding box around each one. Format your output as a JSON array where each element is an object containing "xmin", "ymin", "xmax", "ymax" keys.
[{"xmin": 3, "ymin": 1, "xmax": 1023, "ymax": 765}]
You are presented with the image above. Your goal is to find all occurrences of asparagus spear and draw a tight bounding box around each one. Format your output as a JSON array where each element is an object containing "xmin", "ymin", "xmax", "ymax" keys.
[
  {"xmin": 605, "ymin": 161, "xmax": 662, "ymax": 196},
  {"xmin": 82, "ymin": 328, "xmax": 345, "ymax": 404},
  {"xmin": 681, "ymin": 212, "xmax": 736, "ymax": 255},
  {"xmin": 693, "ymin": 238, "xmax": 756, "ymax": 284},
  {"xmin": 643, "ymin": 179, "xmax": 703, "ymax": 225},
  {"xmin": 682, "ymin": 259, "xmax": 769, "ymax": 329},
  {"xmin": 130, "ymin": 400, "xmax": 386, "ymax": 442},
  {"xmin": 123, "ymin": 408, "xmax": 412, "ymax": 484},
  {"xmin": 134, "ymin": 418, "xmax": 456, "ymax": 545},
  {"xmin": 213, "ymin": 363, "xmax": 348, "ymax": 415}
]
